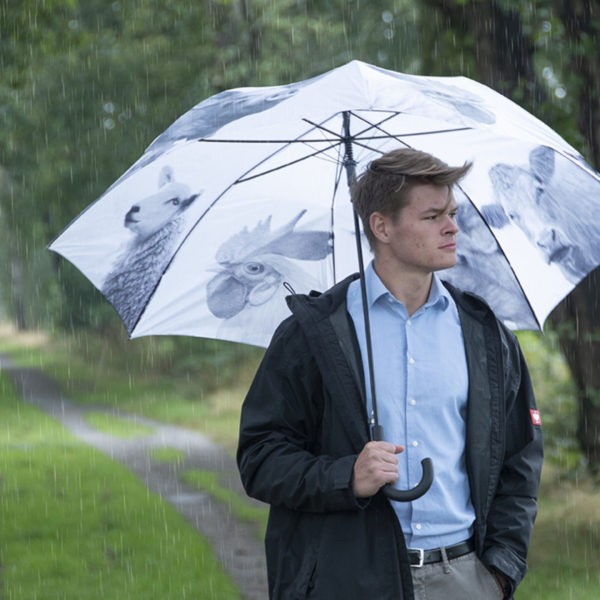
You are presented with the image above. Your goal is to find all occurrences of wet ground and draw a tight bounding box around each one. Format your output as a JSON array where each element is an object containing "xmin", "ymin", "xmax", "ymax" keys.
[{"xmin": 0, "ymin": 354, "xmax": 269, "ymax": 600}]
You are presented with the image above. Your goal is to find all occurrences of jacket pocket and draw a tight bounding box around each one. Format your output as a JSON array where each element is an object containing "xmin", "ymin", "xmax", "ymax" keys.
[{"xmin": 290, "ymin": 547, "xmax": 318, "ymax": 600}]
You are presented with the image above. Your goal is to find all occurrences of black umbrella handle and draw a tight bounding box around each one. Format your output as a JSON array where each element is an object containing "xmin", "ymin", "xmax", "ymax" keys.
[{"xmin": 372, "ymin": 424, "xmax": 434, "ymax": 502}]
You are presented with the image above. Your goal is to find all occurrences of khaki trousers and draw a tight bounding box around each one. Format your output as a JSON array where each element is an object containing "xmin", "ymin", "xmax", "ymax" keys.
[{"xmin": 410, "ymin": 551, "xmax": 503, "ymax": 600}]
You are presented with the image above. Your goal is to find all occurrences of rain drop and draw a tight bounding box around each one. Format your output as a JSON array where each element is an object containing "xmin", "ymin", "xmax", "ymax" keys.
[{"xmin": 103, "ymin": 118, "xmax": 116, "ymax": 130}]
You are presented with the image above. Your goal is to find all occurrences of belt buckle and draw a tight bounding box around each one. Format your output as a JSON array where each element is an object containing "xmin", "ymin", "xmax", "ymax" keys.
[{"xmin": 410, "ymin": 548, "xmax": 424, "ymax": 568}]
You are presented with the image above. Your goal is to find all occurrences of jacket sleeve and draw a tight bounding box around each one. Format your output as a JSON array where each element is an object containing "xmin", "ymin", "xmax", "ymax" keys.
[
  {"xmin": 237, "ymin": 318, "xmax": 365, "ymax": 513},
  {"xmin": 481, "ymin": 331, "xmax": 543, "ymax": 596}
]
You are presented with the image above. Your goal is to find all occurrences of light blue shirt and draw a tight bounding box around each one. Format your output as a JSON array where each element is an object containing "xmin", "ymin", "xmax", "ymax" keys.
[{"xmin": 347, "ymin": 262, "xmax": 475, "ymax": 549}]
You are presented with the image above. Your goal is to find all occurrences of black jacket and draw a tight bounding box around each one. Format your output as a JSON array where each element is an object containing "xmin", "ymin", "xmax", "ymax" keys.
[{"xmin": 237, "ymin": 274, "xmax": 543, "ymax": 600}]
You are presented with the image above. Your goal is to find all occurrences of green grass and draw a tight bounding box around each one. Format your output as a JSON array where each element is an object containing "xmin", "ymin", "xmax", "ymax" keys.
[
  {"xmin": 151, "ymin": 447, "xmax": 185, "ymax": 464},
  {"xmin": 183, "ymin": 469, "xmax": 268, "ymax": 541},
  {"xmin": 0, "ymin": 326, "xmax": 262, "ymax": 454},
  {"xmin": 0, "ymin": 373, "xmax": 240, "ymax": 599},
  {"xmin": 85, "ymin": 412, "xmax": 156, "ymax": 439},
  {"xmin": 515, "ymin": 465, "xmax": 600, "ymax": 599}
]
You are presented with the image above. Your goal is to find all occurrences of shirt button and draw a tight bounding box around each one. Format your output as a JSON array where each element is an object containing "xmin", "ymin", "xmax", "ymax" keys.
[
  {"xmin": 416, "ymin": 523, "xmax": 422, "ymax": 530},
  {"xmin": 407, "ymin": 320, "xmax": 412, "ymax": 326},
  {"xmin": 412, "ymin": 441, "xmax": 419, "ymax": 447},
  {"xmin": 409, "ymin": 398, "xmax": 416, "ymax": 406},
  {"xmin": 409, "ymin": 357, "xmax": 415, "ymax": 364}
]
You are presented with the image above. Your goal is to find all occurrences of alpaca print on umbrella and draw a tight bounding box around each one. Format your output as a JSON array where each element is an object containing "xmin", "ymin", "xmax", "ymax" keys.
[{"xmin": 102, "ymin": 166, "xmax": 199, "ymax": 333}]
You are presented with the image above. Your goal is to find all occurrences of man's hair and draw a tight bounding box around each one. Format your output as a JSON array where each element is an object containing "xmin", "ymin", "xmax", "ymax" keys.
[{"xmin": 351, "ymin": 148, "xmax": 472, "ymax": 248}]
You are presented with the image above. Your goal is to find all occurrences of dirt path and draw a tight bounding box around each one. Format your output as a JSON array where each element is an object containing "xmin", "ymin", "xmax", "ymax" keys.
[{"xmin": 0, "ymin": 354, "xmax": 269, "ymax": 600}]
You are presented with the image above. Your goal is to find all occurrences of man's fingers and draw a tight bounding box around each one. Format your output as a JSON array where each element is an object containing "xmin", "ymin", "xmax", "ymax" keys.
[
  {"xmin": 364, "ymin": 441, "xmax": 404, "ymax": 455},
  {"xmin": 352, "ymin": 441, "xmax": 406, "ymax": 497},
  {"xmin": 363, "ymin": 442, "xmax": 404, "ymax": 464},
  {"xmin": 370, "ymin": 441, "xmax": 401, "ymax": 453}
]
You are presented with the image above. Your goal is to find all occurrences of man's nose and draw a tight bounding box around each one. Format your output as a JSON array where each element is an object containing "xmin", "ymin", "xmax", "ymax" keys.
[{"xmin": 443, "ymin": 215, "xmax": 459, "ymax": 234}]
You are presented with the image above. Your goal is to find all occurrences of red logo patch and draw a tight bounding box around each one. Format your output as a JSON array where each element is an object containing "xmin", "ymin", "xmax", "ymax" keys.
[{"xmin": 530, "ymin": 409, "xmax": 542, "ymax": 426}]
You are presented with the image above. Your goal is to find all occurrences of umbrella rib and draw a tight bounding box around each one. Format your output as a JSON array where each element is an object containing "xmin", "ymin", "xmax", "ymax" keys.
[
  {"xmin": 454, "ymin": 182, "xmax": 542, "ymax": 330},
  {"xmin": 235, "ymin": 141, "xmax": 343, "ymax": 183},
  {"xmin": 349, "ymin": 110, "xmax": 403, "ymax": 134},
  {"xmin": 344, "ymin": 111, "xmax": 400, "ymax": 139},
  {"xmin": 197, "ymin": 131, "xmax": 472, "ymax": 144},
  {"xmin": 197, "ymin": 136, "xmax": 342, "ymax": 143},
  {"xmin": 329, "ymin": 142, "xmax": 348, "ymax": 284},
  {"xmin": 355, "ymin": 128, "xmax": 473, "ymax": 139},
  {"xmin": 349, "ymin": 110, "xmax": 474, "ymax": 139},
  {"xmin": 303, "ymin": 111, "xmax": 399, "ymax": 140}
]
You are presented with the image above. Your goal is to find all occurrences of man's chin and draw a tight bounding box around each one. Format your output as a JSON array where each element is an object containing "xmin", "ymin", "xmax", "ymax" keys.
[{"xmin": 435, "ymin": 256, "xmax": 458, "ymax": 272}]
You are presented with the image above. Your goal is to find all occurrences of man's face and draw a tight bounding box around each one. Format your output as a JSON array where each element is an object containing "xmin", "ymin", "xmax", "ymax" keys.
[{"xmin": 373, "ymin": 184, "xmax": 459, "ymax": 274}]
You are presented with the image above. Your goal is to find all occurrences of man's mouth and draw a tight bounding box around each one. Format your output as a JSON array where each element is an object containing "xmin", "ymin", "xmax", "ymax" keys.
[{"xmin": 440, "ymin": 242, "xmax": 457, "ymax": 251}]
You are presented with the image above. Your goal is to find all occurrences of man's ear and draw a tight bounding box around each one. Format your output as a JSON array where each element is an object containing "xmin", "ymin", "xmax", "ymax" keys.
[{"xmin": 369, "ymin": 212, "xmax": 390, "ymax": 245}]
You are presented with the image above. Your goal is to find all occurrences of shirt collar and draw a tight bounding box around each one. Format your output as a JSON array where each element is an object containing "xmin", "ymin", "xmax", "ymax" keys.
[{"xmin": 365, "ymin": 262, "xmax": 450, "ymax": 312}]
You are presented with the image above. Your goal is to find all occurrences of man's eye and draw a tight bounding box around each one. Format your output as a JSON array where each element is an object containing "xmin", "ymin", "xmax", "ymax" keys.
[{"xmin": 168, "ymin": 198, "xmax": 180, "ymax": 206}]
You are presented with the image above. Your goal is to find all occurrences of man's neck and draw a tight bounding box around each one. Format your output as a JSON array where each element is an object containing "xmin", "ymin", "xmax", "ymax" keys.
[{"xmin": 372, "ymin": 257, "xmax": 433, "ymax": 317}]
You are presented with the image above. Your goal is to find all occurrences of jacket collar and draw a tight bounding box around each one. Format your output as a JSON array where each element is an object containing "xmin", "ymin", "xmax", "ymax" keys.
[{"xmin": 286, "ymin": 272, "xmax": 492, "ymax": 326}]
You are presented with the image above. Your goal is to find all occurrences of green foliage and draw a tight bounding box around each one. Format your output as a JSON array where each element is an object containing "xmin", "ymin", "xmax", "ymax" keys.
[
  {"xmin": 416, "ymin": 0, "xmax": 589, "ymax": 157},
  {"xmin": 0, "ymin": 372, "xmax": 240, "ymax": 599},
  {"xmin": 518, "ymin": 330, "xmax": 583, "ymax": 475}
]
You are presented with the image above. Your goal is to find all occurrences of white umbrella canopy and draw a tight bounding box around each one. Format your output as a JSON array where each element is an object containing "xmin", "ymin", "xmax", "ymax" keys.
[{"xmin": 50, "ymin": 60, "xmax": 600, "ymax": 347}]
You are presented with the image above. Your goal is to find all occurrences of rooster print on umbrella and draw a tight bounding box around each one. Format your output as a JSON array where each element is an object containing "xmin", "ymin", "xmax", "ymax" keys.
[{"xmin": 207, "ymin": 210, "xmax": 332, "ymax": 337}]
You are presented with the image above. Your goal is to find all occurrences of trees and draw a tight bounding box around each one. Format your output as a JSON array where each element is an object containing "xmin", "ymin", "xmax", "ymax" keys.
[{"xmin": 551, "ymin": 0, "xmax": 600, "ymax": 479}]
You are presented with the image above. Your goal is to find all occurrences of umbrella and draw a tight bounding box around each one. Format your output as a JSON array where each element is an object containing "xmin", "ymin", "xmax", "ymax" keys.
[{"xmin": 49, "ymin": 60, "xmax": 600, "ymax": 500}]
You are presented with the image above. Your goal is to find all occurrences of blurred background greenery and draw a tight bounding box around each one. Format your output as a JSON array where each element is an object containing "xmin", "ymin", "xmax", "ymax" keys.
[{"xmin": 1, "ymin": 0, "xmax": 599, "ymax": 597}]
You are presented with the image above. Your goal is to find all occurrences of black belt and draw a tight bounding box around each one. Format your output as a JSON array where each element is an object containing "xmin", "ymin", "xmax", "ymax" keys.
[{"xmin": 408, "ymin": 538, "xmax": 474, "ymax": 568}]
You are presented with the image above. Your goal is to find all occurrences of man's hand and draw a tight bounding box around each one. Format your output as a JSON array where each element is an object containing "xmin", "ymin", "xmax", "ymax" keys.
[
  {"xmin": 352, "ymin": 441, "xmax": 404, "ymax": 498},
  {"xmin": 492, "ymin": 569, "xmax": 509, "ymax": 599}
]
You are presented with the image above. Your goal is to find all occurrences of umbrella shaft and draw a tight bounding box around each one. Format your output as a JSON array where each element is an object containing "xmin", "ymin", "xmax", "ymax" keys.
[
  {"xmin": 344, "ymin": 110, "xmax": 380, "ymax": 432},
  {"xmin": 351, "ymin": 207, "xmax": 380, "ymax": 430}
]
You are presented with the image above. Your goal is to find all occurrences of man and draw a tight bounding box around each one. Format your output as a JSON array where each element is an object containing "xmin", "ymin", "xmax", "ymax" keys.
[{"xmin": 237, "ymin": 148, "xmax": 543, "ymax": 600}]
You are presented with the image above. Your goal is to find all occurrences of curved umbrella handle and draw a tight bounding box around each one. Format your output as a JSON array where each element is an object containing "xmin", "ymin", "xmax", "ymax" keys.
[
  {"xmin": 372, "ymin": 424, "xmax": 434, "ymax": 502},
  {"xmin": 383, "ymin": 458, "xmax": 434, "ymax": 502}
]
